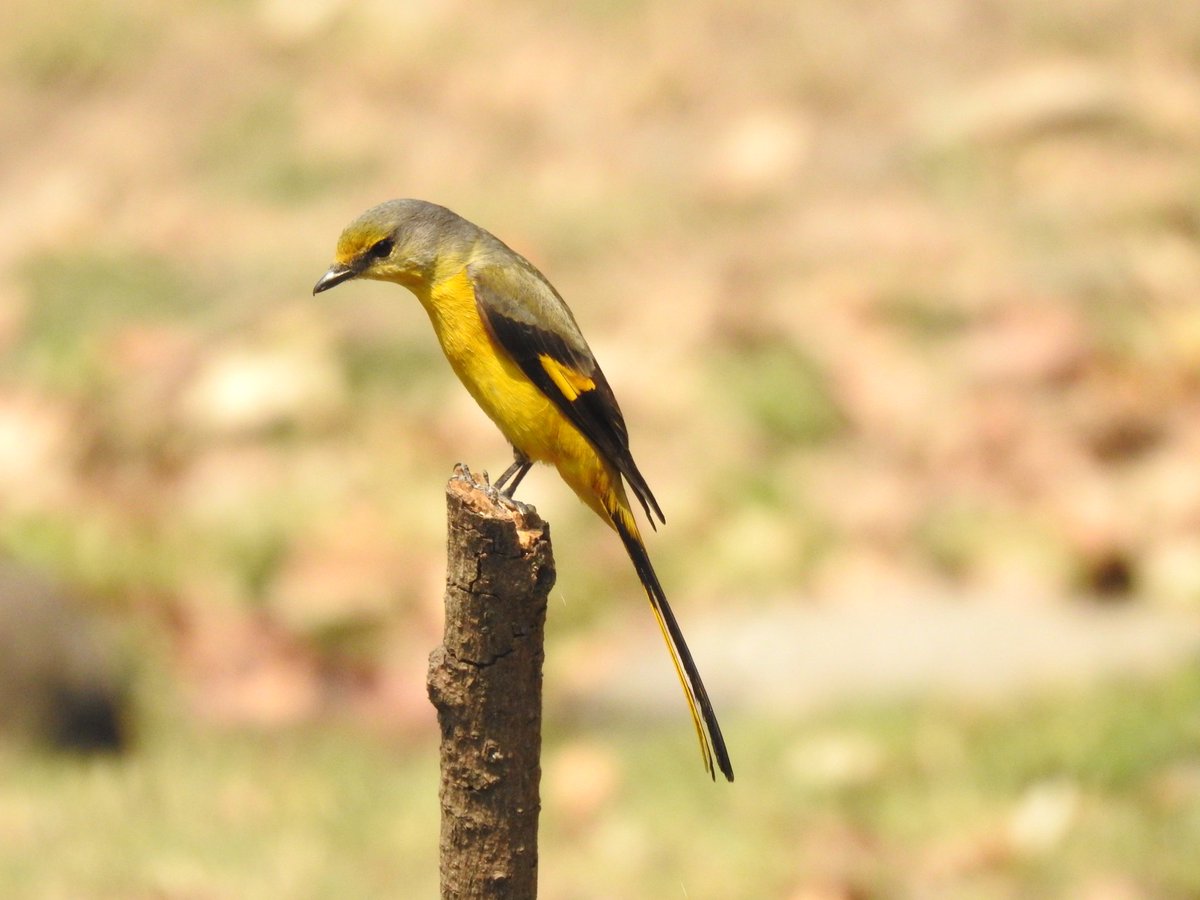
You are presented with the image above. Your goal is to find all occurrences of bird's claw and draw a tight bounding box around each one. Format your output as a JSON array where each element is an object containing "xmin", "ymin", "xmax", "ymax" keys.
[
  {"xmin": 485, "ymin": 481, "xmax": 530, "ymax": 515},
  {"xmin": 454, "ymin": 462, "xmax": 534, "ymax": 519}
]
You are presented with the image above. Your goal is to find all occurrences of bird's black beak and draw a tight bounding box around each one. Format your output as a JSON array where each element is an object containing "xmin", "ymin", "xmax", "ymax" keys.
[{"xmin": 313, "ymin": 264, "xmax": 357, "ymax": 295}]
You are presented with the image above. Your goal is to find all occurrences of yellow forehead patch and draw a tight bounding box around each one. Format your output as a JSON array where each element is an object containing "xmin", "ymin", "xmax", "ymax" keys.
[{"xmin": 334, "ymin": 223, "xmax": 389, "ymax": 266}]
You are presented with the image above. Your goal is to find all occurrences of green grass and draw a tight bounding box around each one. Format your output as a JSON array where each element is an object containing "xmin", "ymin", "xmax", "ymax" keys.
[
  {"xmin": 0, "ymin": 512, "xmax": 180, "ymax": 610},
  {"xmin": 5, "ymin": 0, "xmax": 161, "ymax": 89},
  {"xmin": 3, "ymin": 665, "xmax": 1198, "ymax": 898},
  {"xmin": 10, "ymin": 249, "xmax": 207, "ymax": 392},
  {"xmin": 0, "ymin": 723, "xmax": 441, "ymax": 899},
  {"xmin": 716, "ymin": 340, "xmax": 846, "ymax": 450},
  {"xmin": 916, "ymin": 500, "xmax": 1074, "ymax": 586},
  {"xmin": 194, "ymin": 92, "xmax": 376, "ymax": 205},
  {"xmin": 879, "ymin": 291, "xmax": 974, "ymax": 343}
]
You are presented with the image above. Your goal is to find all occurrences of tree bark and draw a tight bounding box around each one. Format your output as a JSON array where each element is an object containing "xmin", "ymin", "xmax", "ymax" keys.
[{"xmin": 427, "ymin": 465, "xmax": 555, "ymax": 900}]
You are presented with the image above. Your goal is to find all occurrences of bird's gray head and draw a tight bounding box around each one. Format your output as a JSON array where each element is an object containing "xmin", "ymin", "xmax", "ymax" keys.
[{"xmin": 313, "ymin": 199, "xmax": 478, "ymax": 294}]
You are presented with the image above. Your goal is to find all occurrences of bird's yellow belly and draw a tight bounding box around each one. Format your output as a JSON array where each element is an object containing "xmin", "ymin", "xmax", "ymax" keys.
[{"xmin": 415, "ymin": 270, "xmax": 613, "ymax": 517}]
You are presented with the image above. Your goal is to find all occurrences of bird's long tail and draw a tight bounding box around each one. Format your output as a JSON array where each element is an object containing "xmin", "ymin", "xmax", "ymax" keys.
[{"xmin": 610, "ymin": 502, "xmax": 734, "ymax": 782}]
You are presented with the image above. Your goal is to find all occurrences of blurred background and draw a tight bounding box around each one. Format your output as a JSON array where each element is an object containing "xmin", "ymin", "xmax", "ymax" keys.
[{"xmin": 3, "ymin": 0, "xmax": 1200, "ymax": 897}]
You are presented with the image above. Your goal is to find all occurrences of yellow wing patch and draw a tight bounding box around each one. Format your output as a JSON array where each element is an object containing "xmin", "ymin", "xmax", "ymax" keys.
[{"xmin": 538, "ymin": 354, "xmax": 595, "ymax": 402}]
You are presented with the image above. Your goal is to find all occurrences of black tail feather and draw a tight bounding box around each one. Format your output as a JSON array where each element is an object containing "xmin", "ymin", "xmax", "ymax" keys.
[
  {"xmin": 612, "ymin": 513, "xmax": 733, "ymax": 782},
  {"xmin": 618, "ymin": 456, "xmax": 665, "ymax": 531}
]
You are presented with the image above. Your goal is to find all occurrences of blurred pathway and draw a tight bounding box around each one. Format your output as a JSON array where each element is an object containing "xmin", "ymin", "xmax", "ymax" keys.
[{"xmin": 593, "ymin": 597, "xmax": 1200, "ymax": 716}]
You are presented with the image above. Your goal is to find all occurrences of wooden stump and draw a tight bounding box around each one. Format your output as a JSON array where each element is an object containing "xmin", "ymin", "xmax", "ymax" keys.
[{"xmin": 427, "ymin": 465, "xmax": 555, "ymax": 900}]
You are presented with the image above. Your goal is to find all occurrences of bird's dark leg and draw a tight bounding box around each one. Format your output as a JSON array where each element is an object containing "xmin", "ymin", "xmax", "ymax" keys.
[{"xmin": 493, "ymin": 448, "xmax": 533, "ymax": 498}]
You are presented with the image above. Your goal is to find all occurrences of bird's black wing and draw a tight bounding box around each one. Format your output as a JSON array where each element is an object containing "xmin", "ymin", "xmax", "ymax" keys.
[{"xmin": 469, "ymin": 260, "xmax": 664, "ymax": 526}]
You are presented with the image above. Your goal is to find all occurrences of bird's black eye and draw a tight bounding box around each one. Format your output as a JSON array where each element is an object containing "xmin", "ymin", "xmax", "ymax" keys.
[{"xmin": 368, "ymin": 237, "xmax": 393, "ymax": 259}]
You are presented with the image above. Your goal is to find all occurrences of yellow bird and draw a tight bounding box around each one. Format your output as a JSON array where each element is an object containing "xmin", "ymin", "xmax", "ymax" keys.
[{"xmin": 314, "ymin": 199, "xmax": 733, "ymax": 781}]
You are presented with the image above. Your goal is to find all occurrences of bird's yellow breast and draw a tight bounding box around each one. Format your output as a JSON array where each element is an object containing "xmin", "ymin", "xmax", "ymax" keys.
[{"xmin": 413, "ymin": 269, "xmax": 608, "ymax": 511}]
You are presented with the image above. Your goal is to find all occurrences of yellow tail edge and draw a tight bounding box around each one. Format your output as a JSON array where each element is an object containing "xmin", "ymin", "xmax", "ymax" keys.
[{"xmin": 609, "ymin": 502, "xmax": 734, "ymax": 782}]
